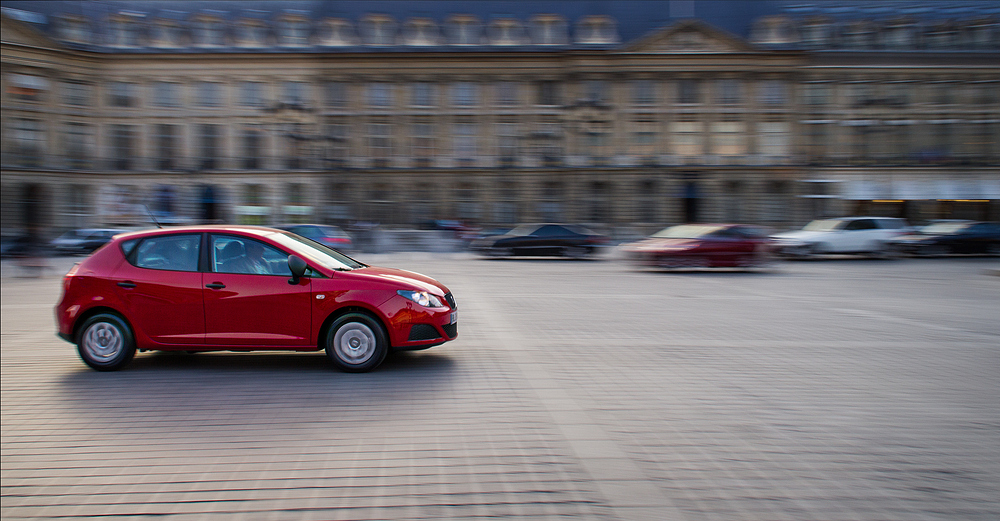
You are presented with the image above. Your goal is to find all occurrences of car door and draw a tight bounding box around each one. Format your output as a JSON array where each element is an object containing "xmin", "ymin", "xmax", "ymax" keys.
[
  {"xmin": 840, "ymin": 219, "xmax": 877, "ymax": 252},
  {"xmin": 203, "ymin": 234, "xmax": 312, "ymax": 347},
  {"xmin": 112, "ymin": 233, "xmax": 205, "ymax": 345}
]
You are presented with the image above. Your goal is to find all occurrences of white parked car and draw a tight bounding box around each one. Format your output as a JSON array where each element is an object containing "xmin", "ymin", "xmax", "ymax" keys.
[{"xmin": 771, "ymin": 217, "xmax": 909, "ymax": 258}]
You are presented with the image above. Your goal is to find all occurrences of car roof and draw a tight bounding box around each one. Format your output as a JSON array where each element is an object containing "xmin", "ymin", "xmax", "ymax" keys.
[{"xmin": 112, "ymin": 225, "xmax": 286, "ymax": 241}]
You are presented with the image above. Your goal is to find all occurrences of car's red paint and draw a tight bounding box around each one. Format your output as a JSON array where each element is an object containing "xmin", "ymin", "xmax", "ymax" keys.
[
  {"xmin": 56, "ymin": 225, "xmax": 458, "ymax": 369},
  {"xmin": 623, "ymin": 224, "xmax": 774, "ymax": 269}
]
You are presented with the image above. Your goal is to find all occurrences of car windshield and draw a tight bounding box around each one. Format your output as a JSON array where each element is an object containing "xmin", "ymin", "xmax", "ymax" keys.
[
  {"xmin": 507, "ymin": 225, "xmax": 540, "ymax": 236},
  {"xmin": 270, "ymin": 232, "xmax": 366, "ymax": 271},
  {"xmin": 920, "ymin": 222, "xmax": 970, "ymax": 235},
  {"xmin": 651, "ymin": 225, "xmax": 726, "ymax": 239},
  {"xmin": 802, "ymin": 219, "xmax": 845, "ymax": 232}
]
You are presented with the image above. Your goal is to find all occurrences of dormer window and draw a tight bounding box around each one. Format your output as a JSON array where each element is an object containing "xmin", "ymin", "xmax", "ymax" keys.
[
  {"xmin": 576, "ymin": 16, "xmax": 617, "ymax": 44},
  {"xmin": 319, "ymin": 19, "xmax": 355, "ymax": 46},
  {"xmin": 237, "ymin": 21, "xmax": 267, "ymax": 46},
  {"xmin": 883, "ymin": 20, "xmax": 914, "ymax": 49},
  {"xmin": 801, "ymin": 18, "xmax": 831, "ymax": 48},
  {"xmin": 362, "ymin": 15, "xmax": 396, "ymax": 46},
  {"xmin": 279, "ymin": 18, "xmax": 309, "ymax": 46},
  {"xmin": 59, "ymin": 16, "xmax": 91, "ymax": 44},
  {"xmin": 531, "ymin": 15, "xmax": 567, "ymax": 45},
  {"xmin": 152, "ymin": 21, "xmax": 184, "ymax": 47},
  {"xmin": 751, "ymin": 16, "xmax": 796, "ymax": 45},
  {"xmin": 110, "ymin": 15, "xmax": 143, "ymax": 47},
  {"xmin": 192, "ymin": 19, "xmax": 225, "ymax": 46},
  {"xmin": 405, "ymin": 18, "xmax": 439, "ymax": 46},
  {"xmin": 448, "ymin": 15, "xmax": 481, "ymax": 45},
  {"xmin": 967, "ymin": 21, "xmax": 996, "ymax": 49},
  {"xmin": 490, "ymin": 19, "xmax": 526, "ymax": 46},
  {"xmin": 842, "ymin": 21, "xmax": 874, "ymax": 49}
]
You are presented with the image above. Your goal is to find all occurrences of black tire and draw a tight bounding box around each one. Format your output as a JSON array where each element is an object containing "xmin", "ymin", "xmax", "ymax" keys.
[
  {"xmin": 77, "ymin": 313, "xmax": 136, "ymax": 371},
  {"xmin": 325, "ymin": 313, "xmax": 389, "ymax": 372}
]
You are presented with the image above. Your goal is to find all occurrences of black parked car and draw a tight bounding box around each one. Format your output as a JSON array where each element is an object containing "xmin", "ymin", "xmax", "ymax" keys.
[
  {"xmin": 470, "ymin": 223, "xmax": 608, "ymax": 258},
  {"xmin": 888, "ymin": 221, "xmax": 1000, "ymax": 256}
]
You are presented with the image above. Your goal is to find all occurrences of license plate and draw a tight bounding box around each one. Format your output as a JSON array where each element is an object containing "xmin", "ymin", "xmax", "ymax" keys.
[{"xmin": 450, "ymin": 311, "xmax": 458, "ymax": 324}]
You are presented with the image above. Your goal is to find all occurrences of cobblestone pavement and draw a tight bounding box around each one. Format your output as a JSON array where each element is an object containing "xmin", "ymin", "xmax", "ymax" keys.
[{"xmin": 2, "ymin": 253, "xmax": 999, "ymax": 520}]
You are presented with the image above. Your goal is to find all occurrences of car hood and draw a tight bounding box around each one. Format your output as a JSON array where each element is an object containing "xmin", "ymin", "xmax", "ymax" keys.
[
  {"xmin": 347, "ymin": 266, "xmax": 449, "ymax": 296},
  {"xmin": 624, "ymin": 238, "xmax": 701, "ymax": 251}
]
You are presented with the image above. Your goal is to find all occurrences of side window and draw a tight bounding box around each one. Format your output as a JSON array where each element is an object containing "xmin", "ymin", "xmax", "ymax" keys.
[
  {"xmin": 845, "ymin": 219, "xmax": 875, "ymax": 231},
  {"xmin": 134, "ymin": 234, "xmax": 201, "ymax": 271},
  {"xmin": 212, "ymin": 236, "xmax": 292, "ymax": 276},
  {"xmin": 535, "ymin": 225, "xmax": 566, "ymax": 237}
]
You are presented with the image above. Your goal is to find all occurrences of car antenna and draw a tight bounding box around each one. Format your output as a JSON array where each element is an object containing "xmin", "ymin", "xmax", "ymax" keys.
[{"xmin": 144, "ymin": 204, "xmax": 162, "ymax": 228}]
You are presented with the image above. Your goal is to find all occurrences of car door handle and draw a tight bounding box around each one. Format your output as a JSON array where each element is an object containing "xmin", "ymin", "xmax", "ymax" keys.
[
  {"xmin": 117, "ymin": 281, "xmax": 137, "ymax": 289},
  {"xmin": 205, "ymin": 283, "xmax": 226, "ymax": 289}
]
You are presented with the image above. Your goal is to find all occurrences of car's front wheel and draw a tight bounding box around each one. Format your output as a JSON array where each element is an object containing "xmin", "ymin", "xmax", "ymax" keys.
[
  {"xmin": 325, "ymin": 313, "xmax": 389, "ymax": 372},
  {"xmin": 77, "ymin": 313, "xmax": 136, "ymax": 371}
]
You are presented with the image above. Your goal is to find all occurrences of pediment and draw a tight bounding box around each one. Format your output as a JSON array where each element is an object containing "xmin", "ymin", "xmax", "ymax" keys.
[
  {"xmin": 625, "ymin": 20, "xmax": 754, "ymax": 54},
  {"xmin": 1, "ymin": 14, "xmax": 62, "ymax": 50}
]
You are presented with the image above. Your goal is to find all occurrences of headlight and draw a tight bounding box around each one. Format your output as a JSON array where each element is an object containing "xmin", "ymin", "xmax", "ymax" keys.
[{"xmin": 397, "ymin": 290, "xmax": 444, "ymax": 308}]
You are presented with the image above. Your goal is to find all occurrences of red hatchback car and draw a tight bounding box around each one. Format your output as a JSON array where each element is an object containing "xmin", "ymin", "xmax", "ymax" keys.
[
  {"xmin": 623, "ymin": 224, "xmax": 774, "ymax": 269},
  {"xmin": 56, "ymin": 226, "xmax": 458, "ymax": 372}
]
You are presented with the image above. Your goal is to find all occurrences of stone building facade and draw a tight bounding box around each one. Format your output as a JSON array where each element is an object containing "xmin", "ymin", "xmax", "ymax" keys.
[{"xmin": 2, "ymin": 1, "xmax": 998, "ymax": 239}]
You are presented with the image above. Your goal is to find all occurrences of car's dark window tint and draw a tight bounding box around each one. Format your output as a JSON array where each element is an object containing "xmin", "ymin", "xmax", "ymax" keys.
[
  {"xmin": 134, "ymin": 234, "xmax": 201, "ymax": 272},
  {"xmin": 212, "ymin": 236, "xmax": 292, "ymax": 276},
  {"xmin": 845, "ymin": 220, "xmax": 876, "ymax": 231},
  {"xmin": 536, "ymin": 225, "xmax": 567, "ymax": 237},
  {"xmin": 120, "ymin": 238, "xmax": 139, "ymax": 257}
]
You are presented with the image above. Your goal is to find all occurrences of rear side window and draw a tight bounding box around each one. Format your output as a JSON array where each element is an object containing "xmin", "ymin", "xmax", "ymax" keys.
[
  {"xmin": 134, "ymin": 234, "xmax": 201, "ymax": 272},
  {"xmin": 844, "ymin": 219, "xmax": 877, "ymax": 231}
]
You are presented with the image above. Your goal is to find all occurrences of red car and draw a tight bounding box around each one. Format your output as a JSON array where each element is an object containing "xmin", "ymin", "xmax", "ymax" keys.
[
  {"xmin": 623, "ymin": 224, "xmax": 774, "ymax": 269},
  {"xmin": 55, "ymin": 225, "xmax": 458, "ymax": 372}
]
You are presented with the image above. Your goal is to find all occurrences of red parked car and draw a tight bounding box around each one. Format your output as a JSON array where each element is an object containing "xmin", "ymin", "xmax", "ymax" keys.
[
  {"xmin": 55, "ymin": 226, "xmax": 458, "ymax": 372},
  {"xmin": 623, "ymin": 224, "xmax": 774, "ymax": 269}
]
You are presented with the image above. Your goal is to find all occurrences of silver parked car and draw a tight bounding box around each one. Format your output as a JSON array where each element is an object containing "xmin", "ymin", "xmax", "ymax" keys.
[{"xmin": 771, "ymin": 217, "xmax": 908, "ymax": 258}]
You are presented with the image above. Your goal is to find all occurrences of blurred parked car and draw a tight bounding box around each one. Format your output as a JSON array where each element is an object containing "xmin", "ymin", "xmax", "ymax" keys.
[
  {"xmin": 50, "ymin": 228, "xmax": 127, "ymax": 255},
  {"xmin": 771, "ymin": 217, "xmax": 908, "ymax": 258},
  {"xmin": 55, "ymin": 225, "xmax": 458, "ymax": 372},
  {"xmin": 888, "ymin": 221, "xmax": 1000, "ymax": 256},
  {"xmin": 275, "ymin": 224, "xmax": 353, "ymax": 251},
  {"xmin": 623, "ymin": 224, "xmax": 774, "ymax": 269},
  {"xmin": 470, "ymin": 223, "xmax": 608, "ymax": 258},
  {"xmin": 421, "ymin": 220, "xmax": 481, "ymax": 240}
]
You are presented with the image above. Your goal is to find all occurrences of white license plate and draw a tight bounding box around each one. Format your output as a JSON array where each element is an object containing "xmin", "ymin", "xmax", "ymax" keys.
[{"xmin": 450, "ymin": 311, "xmax": 458, "ymax": 324}]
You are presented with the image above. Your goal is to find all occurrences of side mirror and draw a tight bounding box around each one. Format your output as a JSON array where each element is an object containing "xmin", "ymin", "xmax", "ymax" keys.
[{"xmin": 288, "ymin": 255, "xmax": 307, "ymax": 285}]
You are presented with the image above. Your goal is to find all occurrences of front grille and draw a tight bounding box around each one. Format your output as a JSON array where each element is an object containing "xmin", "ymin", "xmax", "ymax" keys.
[
  {"xmin": 442, "ymin": 323, "xmax": 457, "ymax": 338},
  {"xmin": 444, "ymin": 292, "xmax": 457, "ymax": 309},
  {"xmin": 408, "ymin": 324, "xmax": 441, "ymax": 342}
]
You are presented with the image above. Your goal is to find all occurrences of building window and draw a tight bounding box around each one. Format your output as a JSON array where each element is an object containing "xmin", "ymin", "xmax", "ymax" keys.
[
  {"xmin": 677, "ymin": 79, "xmax": 701, "ymax": 105},
  {"xmin": 111, "ymin": 124, "xmax": 135, "ymax": 170},
  {"xmin": 717, "ymin": 79, "xmax": 742, "ymax": 106},
  {"xmin": 449, "ymin": 16, "xmax": 481, "ymax": 45},
  {"xmin": 196, "ymin": 82, "xmax": 221, "ymax": 107},
  {"xmin": 283, "ymin": 81, "xmax": 308, "ymax": 105},
  {"xmin": 237, "ymin": 22, "xmax": 267, "ymax": 46},
  {"xmin": 763, "ymin": 180, "xmax": 791, "ymax": 223},
  {"xmin": 672, "ymin": 120, "xmax": 703, "ymax": 157},
  {"xmin": 412, "ymin": 120, "xmax": 435, "ymax": 166},
  {"xmin": 325, "ymin": 82, "xmax": 346, "ymax": 108},
  {"xmin": 152, "ymin": 22, "xmax": 183, "ymax": 47},
  {"xmin": 405, "ymin": 19, "xmax": 439, "ymax": 46},
  {"xmin": 239, "ymin": 81, "xmax": 262, "ymax": 107},
  {"xmin": 583, "ymin": 80, "xmax": 608, "ymax": 104},
  {"xmin": 531, "ymin": 16, "xmax": 567, "ymax": 45},
  {"xmin": 711, "ymin": 119, "xmax": 746, "ymax": 156},
  {"xmin": 363, "ymin": 17, "xmax": 396, "ymax": 46},
  {"xmin": 155, "ymin": 124, "xmax": 178, "ymax": 169},
  {"xmin": 11, "ymin": 119, "xmax": 45, "ymax": 167},
  {"xmin": 193, "ymin": 19, "xmax": 225, "ymax": 46},
  {"xmin": 63, "ymin": 81, "xmax": 91, "ymax": 106},
  {"xmin": 496, "ymin": 82, "xmax": 519, "ymax": 106},
  {"xmin": 760, "ymin": 80, "xmax": 787, "ymax": 106},
  {"xmin": 536, "ymin": 81, "xmax": 561, "ymax": 106},
  {"xmin": 758, "ymin": 122, "xmax": 790, "ymax": 158},
  {"xmin": 632, "ymin": 80, "xmax": 655, "ymax": 106},
  {"xmin": 630, "ymin": 119, "xmax": 658, "ymax": 157},
  {"xmin": 280, "ymin": 19, "xmax": 309, "ymax": 46},
  {"xmin": 153, "ymin": 82, "xmax": 179, "ymax": 107},
  {"xmin": 884, "ymin": 23, "xmax": 914, "ymax": 49},
  {"xmin": 410, "ymin": 83, "xmax": 435, "ymax": 107},
  {"xmin": 242, "ymin": 125, "xmax": 263, "ymax": 169},
  {"xmin": 319, "ymin": 19, "xmax": 355, "ymax": 46},
  {"xmin": 368, "ymin": 83, "xmax": 393, "ymax": 108},
  {"xmin": 636, "ymin": 180, "xmax": 657, "ymax": 223},
  {"xmin": 497, "ymin": 122, "xmax": 519, "ymax": 166},
  {"xmin": 64, "ymin": 122, "xmax": 91, "ymax": 168},
  {"xmin": 534, "ymin": 119, "xmax": 562, "ymax": 166},
  {"xmin": 452, "ymin": 82, "xmax": 478, "ymax": 107},
  {"xmin": 455, "ymin": 183, "xmax": 479, "ymax": 220},
  {"xmin": 803, "ymin": 83, "xmax": 830, "ymax": 107},
  {"xmin": 369, "ymin": 121, "xmax": 392, "ymax": 163},
  {"xmin": 199, "ymin": 124, "xmax": 220, "ymax": 169},
  {"xmin": 453, "ymin": 121, "xmax": 477, "ymax": 162},
  {"xmin": 491, "ymin": 19, "xmax": 526, "ymax": 46},
  {"xmin": 111, "ymin": 18, "xmax": 141, "ymax": 47},
  {"xmin": 60, "ymin": 17, "xmax": 91, "ymax": 44},
  {"xmin": 806, "ymin": 123, "xmax": 830, "ymax": 164},
  {"xmin": 576, "ymin": 16, "xmax": 617, "ymax": 44},
  {"xmin": 324, "ymin": 119, "xmax": 348, "ymax": 165},
  {"xmin": 108, "ymin": 81, "xmax": 136, "ymax": 107},
  {"xmin": 495, "ymin": 181, "xmax": 518, "ymax": 224},
  {"xmin": 801, "ymin": 21, "xmax": 831, "ymax": 48}
]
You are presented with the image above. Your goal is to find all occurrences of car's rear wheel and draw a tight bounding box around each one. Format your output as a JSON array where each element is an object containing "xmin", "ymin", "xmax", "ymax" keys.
[
  {"xmin": 325, "ymin": 313, "xmax": 388, "ymax": 372},
  {"xmin": 77, "ymin": 313, "xmax": 136, "ymax": 371}
]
